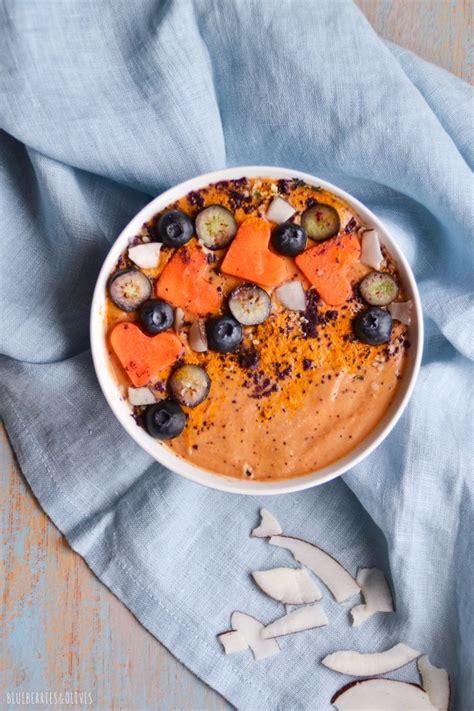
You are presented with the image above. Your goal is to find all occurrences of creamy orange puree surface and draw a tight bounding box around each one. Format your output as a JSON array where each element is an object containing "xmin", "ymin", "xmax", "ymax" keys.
[{"xmin": 106, "ymin": 177, "xmax": 409, "ymax": 481}]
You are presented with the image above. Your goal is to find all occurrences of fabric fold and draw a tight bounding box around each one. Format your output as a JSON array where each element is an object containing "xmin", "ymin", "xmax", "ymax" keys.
[{"xmin": 1, "ymin": 1, "xmax": 472, "ymax": 708}]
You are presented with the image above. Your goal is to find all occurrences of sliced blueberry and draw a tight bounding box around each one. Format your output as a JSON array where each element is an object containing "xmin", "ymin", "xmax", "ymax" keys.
[
  {"xmin": 195, "ymin": 205, "xmax": 237, "ymax": 250},
  {"xmin": 108, "ymin": 268, "xmax": 152, "ymax": 312},
  {"xmin": 206, "ymin": 316, "xmax": 243, "ymax": 353},
  {"xmin": 301, "ymin": 204, "xmax": 340, "ymax": 241},
  {"xmin": 145, "ymin": 399, "xmax": 187, "ymax": 439},
  {"xmin": 157, "ymin": 210, "xmax": 194, "ymax": 247},
  {"xmin": 228, "ymin": 284, "xmax": 271, "ymax": 325},
  {"xmin": 271, "ymin": 222, "xmax": 307, "ymax": 256},
  {"xmin": 168, "ymin": 364, "xmax": 211, "ymax": 407},
  {"xmin": 359, "ymin": 272, "xmax": 399, "ymax": 306},
  {"xmin": 139, "ymin": 299, "xmax": 174, "ymax": 334},
  {"xmin": 353, "ymin": 307, "xmax": 392, "ymax": 345}
]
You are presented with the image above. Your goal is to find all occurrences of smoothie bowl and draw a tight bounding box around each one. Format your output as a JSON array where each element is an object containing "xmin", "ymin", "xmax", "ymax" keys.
[{"xmin": 90, "ymin": 167, "xmax": 422, "ymax": 494}]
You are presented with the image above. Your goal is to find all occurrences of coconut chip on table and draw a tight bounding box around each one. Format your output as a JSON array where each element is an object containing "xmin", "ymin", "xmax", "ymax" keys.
[
  {"xmin": 322, "ymin": 642, "xmax": 420, "ymax": 676},
  {"xmin": 252, "ymin": 567, "xmax": 322, "ymax": 604},
  {"xmin": 251, "ymin": 508, "xmax": 282, "ymax": 538},
  {"xmin": 217, "ymin": 630, "xmax": 248, "ymax": 655},
  {"xmin": 417, "ymin": 655, "xmax": 451, "ymax": 711},
  {"xmin": 262, "ymin": 603, "xmax": 328, "ymax": 639},
  {"xmin": 350, "ymin": 567, "xmax": 394, "ymax": 627},
  {"xmin": 216, "ymin": 509, "xmax": 450, "ymax": 709},
  {"xmin": 269, "ymin": 535, "xmax": 360, "ymax": 602},
  {"xmin": 331, "ymin": 678, "xmax": 437, "ymax": 710},
  {"xmin": 229, "ymin": 611, "xmax": 279, "ymax": 661}
]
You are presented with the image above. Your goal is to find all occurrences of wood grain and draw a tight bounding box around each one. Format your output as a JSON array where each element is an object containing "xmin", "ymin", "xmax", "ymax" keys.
[
  {"xmin": 355, "ymin": 0, "xmax": 472, "ymax": 81},
  {"xmin": 1, "ymin": 2, "xmax": 470, "ymax": 709},
  {"xmin": 0, "ymin": 425, "xmax": 229, "ymax": 710}
]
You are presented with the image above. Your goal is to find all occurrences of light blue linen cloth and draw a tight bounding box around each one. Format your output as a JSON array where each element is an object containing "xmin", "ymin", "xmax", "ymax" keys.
[{"xmin": 1, "ymin": 1, "xmax": 472, "ymax": 708}]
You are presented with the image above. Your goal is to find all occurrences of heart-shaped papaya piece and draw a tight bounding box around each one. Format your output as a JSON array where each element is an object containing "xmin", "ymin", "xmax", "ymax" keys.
[
  {"xmin": 156, "ymin": 244, "xmax": 221, "ymax": 316},
  {"xmin": 295, "ymin": 232, "xmax": 361, "ymax": 306},
  {"xmin": 110, "ymin": 322, "xmax": 182, "ymax": 387},
  {"xmin": 221, "ymin": 217, "xmax": 287, "ymax": 287}
]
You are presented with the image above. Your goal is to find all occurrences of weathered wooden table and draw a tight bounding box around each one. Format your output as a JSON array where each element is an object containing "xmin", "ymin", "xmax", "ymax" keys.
[{"xmin": 1, "ymin": 2, "xmax": 470, "ymax": 709}]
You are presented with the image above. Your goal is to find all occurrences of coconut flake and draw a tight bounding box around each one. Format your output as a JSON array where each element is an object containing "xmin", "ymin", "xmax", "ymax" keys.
[
  {"xmin": 266, "ymin": 196, "xmax": 295, "ymax": 224},
  {"xmin": 252, "ymin": 567, "xmax": 322, "ymax": 604},
  {"xmin": 217, "ymin": 630, "xmax": 248, "ymax": 655},
  {"xmin": 332, "ymin": 679, "xmax": 436, "ymax": 710},
  {"xmin": 417, "ymin": 656, "xmax": 450, "ymax": 711},
  {"xmin": 350, "ymin": 567, "xmax": 394, "ymax": 627},
  {"xmin": 127, "ymin": 387, "xmax": 155, "ymax": 406},
  {"xmin": 360, "ymin": 229, "xmax": 384, "ymax": 270},
  {"xmin": 251, "ymin": 509, "xmax": 283, "ymax": 538},
  {"xmin": 270, "ymin": 536, "xmax": 359, "ymax": 602},
  {"xmin": 188, "ymin": 319, "xmax": 208, "ymax": 352},
  {"xmin": 388, "ymin": 300, "xmax": 413, "ymax": 325},
  {"xmin": 275, "ymin": 281, "xmax": 306, "ymax": 311},
  {"xmin": 174, "ymin": 307, "xmax": 185, "ymax": 332},
  {"xmin": 262, "ymin": 603, "xmax": 328, "ymax": 639},
  {"xmin": 128, "ymin": 242, "xmax": 162, "ymax": 269},
  {"xmin": 230, "ymin": 612, "xmax": 280, "ymax": 661},
  {"xmin": 322, "ymin": 643, "xmax": 420, "ymax": 676}
]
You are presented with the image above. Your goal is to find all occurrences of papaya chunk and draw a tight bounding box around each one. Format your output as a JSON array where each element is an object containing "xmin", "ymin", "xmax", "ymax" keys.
[
  {"xmin": 156, "ymin": 244, "xmax": 221, "ymax": 316},
  {"xmin": 295, "ymin": 232, "xmax": 361, "ymax": 305},
  {"xmin": 110, "ymin": 322, "xmax": 182, "ymax": 387},
  {"xmin": 221, "ymin": 217, "xmax": 287, "ymax": 287}
]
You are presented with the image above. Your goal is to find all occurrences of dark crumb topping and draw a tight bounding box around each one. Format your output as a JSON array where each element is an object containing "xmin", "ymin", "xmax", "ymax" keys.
[
  {"xmin": 187, "ymin": 191, "xmax": 205, "ymax": 209},
  {"xmin": 277, "ymin": 179, "xmax": 291, "ymax": 195},
  {"xmin": 237, "ymin": 347, "xmax": 259, "ymax": 370},
  {"xmin": 351, "ymin": 282, "xmax": 365, "ymax": 304},
  {"xmin": 275, "ymin": 364, "xmax": 292, "ymax": 380},
  {"xmin": 179, "ymin": 246, "xmax": 192, "ymax": 264},
  {"xmin": 344, "ymin": 217, "xmax": 357, "ymax": 233},
  {"xmin": 302, "ymin": 288, "xmax": 320, "ymax": 338}
]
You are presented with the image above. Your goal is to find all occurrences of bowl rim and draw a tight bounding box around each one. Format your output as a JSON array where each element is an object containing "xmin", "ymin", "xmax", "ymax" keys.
[{"xmin": 90, "ymin": 165, "xmax": 423, "ymax": 495}]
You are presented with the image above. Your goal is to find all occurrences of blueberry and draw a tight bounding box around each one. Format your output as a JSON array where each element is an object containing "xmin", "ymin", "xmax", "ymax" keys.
[
  {"xmin": 139, "ymin": 299, "xmax": 174, "ymax": 334},
  {"xmin": 206, "ymin": 316, "xmax": 243, "ymax": 353},
  {"xmin": 353, "ymin": 307, "xmax": 392, "ymax": 345},
  {"xmin": 158, "ymin": 210, "xmax": 193, "ymax": 247},
  {"xmin": 145, "ymin": 399, "xmax": 187, "ymax": 440},
  {"xmin": 271, "ymin": 222, "xmax": 307, "ymax": 256}
]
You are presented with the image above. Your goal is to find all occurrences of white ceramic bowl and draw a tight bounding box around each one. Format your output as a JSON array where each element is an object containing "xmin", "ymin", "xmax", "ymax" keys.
[{"xmin": 90, "ymin": 166, "xmax": 423, "ymax": 495}]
